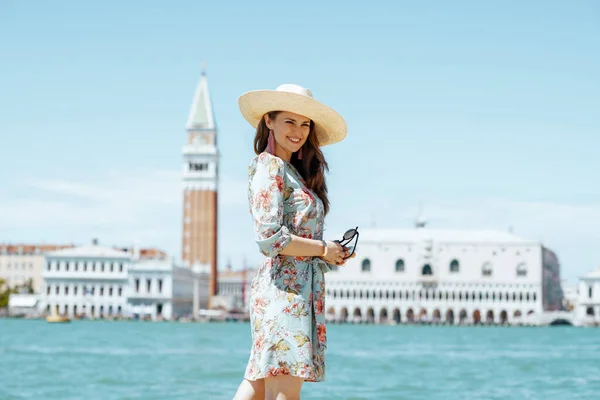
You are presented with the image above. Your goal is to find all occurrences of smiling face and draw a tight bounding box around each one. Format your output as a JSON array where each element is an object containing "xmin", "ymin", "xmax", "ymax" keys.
[{"xmin": 264, "ymin": 111, "xmax": 311, "ymax": 162}]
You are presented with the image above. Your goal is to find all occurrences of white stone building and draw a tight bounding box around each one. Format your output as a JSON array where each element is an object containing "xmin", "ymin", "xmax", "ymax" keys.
[
  {"xmin": 213, "ymin": 266, "xmax": 257, "ymax": 313},
  {"xmin": 561, "ymin": 280, "xmax": 578, "ymax": 312},
  {"xmin": 577, "ymin": 267, "xmax": 600, "ymax": 326},
  {"xmin": 41, "ymin": 240, "xmax": 209, "ymax": 320},
  {"xmin": 128, "ymin": 257, "xmax": 209, "ymax": 320},
  {"xmin": 0, "ymin": 243, "xmax": 73, "ymax": 293},
  {"xmin": 325, "ymin": 223, "xmax": 564, "ymax": 326},
  {"xmin": 43, "ymin": 241, "xmax": 131, "ymax": 318}
]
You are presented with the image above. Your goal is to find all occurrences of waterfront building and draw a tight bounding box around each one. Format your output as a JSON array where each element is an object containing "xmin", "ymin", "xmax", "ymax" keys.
[
  {"xmin": 561, "ymin": 280, "xmax": 578, "ymax": 312},
  {"xmin": 128, "ymin": 255, "xmax": 209, "ymax": 320},
  {"xmin": 0, "ymin": 243, "xmax": 74, "ymax": 293},
  {"xmin": 7, "ymin": 293, "xmax": 41, "ymax": 318},
  {"xmin": 577, "ymin": 267, "xmax": 600, "ymax": 326},
  {"xmin": 181, "ymin": 64, "xmax": 219, "ymax": 303},
  {"xmin": 325, "ymin": 220, "xmax": 564, "ymax": 326},
  {"xmin": 213, "ymin": 263, "xmax": 257, "ymax": 313},
  {"xmin": 42, "ymin": 240, "xmax": 131, "ymax": 318},
  {"xmin": 41, "ymin": 239, "xmax": 209, "ymax": 320}
]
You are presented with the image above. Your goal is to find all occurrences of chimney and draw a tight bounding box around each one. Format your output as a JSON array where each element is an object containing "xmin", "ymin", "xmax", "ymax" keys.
[{"xmin": 92, "ymin": 238, "xmax": 99, "ymax": 246}]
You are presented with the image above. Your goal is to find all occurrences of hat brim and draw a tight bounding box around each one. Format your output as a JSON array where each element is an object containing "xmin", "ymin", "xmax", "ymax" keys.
[{"xmin": 238, "ymin": 89, "xmax": 347, "ymax": 147}]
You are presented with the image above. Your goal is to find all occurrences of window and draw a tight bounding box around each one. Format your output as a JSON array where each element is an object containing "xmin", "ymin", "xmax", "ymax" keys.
[
  {"xmin": 450, "ymin": 259, "xmax": 459, "ymax": 273},
  {"xmin": 100, "ymin": 286, "xmax": 104, "ymax": 296},
  {"xmin": 586, "ymin": 307, "xmax": 594, "ymax": 316},
  {"xmin": 119, "ymin": 263, "xmax": 123, "ymax": 272},
  {"xmin": 516, "ymin": 262, "xmax": 527, "ymax": 277},
  {"xmin": 146, "ymin": 279, "xmax": 151, "ymax": 293},
  {"xmin": 135, "ymin": 279, "xmax": 140, "ymax": 293},
  {"xmin": 158, "ymin": 279, "xmax": 163, "ymax": 293},
  {"xmin": 47, "ymin": 285, "xmax": 51, "ymax": 295},
  {"xmin": 46, "ymin": 262, "xmax": 51, "ymax": 271},
  {"xmin": 589, "ymin": 286, "xmax": 592, "ymax": 299},
  {"xmin": 74, "ymin": 286, "xmax": 78, "ymax": 295},
  {"xmin": 422, "ymin": 264, "xmax": 432, "ymax": 275},
  {"xmin": 118, "ymin": 286, "xmax": 123, "ymax": 296},
  {"xmin": 65, "ymin": 286, "xmax": 69, "ymax": 295},
  {"xmin": 189, "ymin": 162, "xmax": 209, "ymax": 171},
  {"xmin": 109, "ymin": 287, "xmax": 113, "ymax": 296},
  {"xmin": 361, "ymin": 259, "xmax": 371, "ymax": 272},
  {"xmin": 395, "ymin": 259, "xmax": 404, "ymax": 272},
  {"xmin": 482, "ymin": 262, "xmax": 493, "ymax": 277}
]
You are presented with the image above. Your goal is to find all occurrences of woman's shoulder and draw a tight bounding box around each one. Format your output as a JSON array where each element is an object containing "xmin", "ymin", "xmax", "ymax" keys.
[{"xmin": 249, "ymin": 152, "xmax": 286, "ymax": 171}]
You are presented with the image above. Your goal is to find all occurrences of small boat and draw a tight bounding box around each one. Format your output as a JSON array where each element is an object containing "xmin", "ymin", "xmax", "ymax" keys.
[
  {"xmin": 46, "ymin": 305, "xmax": 71, "ymax": 323},
  {"xmin": 46, "ymin": 315, "xmax": 70, "ymax": 323}
]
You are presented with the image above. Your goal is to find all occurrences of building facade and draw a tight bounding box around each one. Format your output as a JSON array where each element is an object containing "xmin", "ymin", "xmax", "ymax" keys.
[
  {"xmin": 128, "ymin": 257, "xmax": 209, "ymax": 320},
  {"xmin": 43, "ymin": 241, "xmax": 131, "ymax": 318},
  {"xmin": 324, "ymin": 224, "xmax": 564, "ymax": 326},
  {"xmin": 41, "ymin": 240, "xmax": 209, "ymax": 320},
  {"xmin": 213, "ymin": 266, "xmax": 257, "ymax": 313},
  {"xmin": 0, "ymin": 243, "xmax": 73, "ymax": 293},
  {"xmin": 181, "ymin": 65, "xmax": 219, "ymax": 301},
  {"xmin": 577, "ymin": 267, "xmax": 600, "ymax": 326}
]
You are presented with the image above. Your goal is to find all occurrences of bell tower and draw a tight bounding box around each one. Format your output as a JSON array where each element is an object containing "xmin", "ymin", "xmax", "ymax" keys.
[{"xmin": 182, "ymin": 63, "xmax": 218, "ymax": 300}]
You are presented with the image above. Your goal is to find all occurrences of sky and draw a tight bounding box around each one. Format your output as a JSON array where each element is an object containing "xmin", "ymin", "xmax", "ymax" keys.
[{"xmin": 0, "ymin": 0, "xmax": 598, "ymax": 284}]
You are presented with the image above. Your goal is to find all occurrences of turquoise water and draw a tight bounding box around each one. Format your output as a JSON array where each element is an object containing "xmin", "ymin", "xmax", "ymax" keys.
[{"xmin": 1, "ymin": 319, "xmax": 598, "ymax": 399}]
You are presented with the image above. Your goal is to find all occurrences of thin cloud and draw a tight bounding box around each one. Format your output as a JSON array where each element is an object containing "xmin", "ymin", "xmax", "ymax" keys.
[{"xmin": 1, "ymin": 168, "xmax": 248, "ymax": 228}]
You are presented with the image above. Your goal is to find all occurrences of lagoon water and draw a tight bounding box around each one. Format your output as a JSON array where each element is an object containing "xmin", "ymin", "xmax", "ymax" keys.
[{"xmin": 1, "ymin": 319, "xmax": 599, "ymax": 400}]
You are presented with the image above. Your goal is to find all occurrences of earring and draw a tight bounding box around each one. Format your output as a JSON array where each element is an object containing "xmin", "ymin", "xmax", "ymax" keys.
[
  {"xmin": 267, "ymin": 130, "xmax": 275, "ymax": 154},
  {"xmin": 297, "ymin": 147, "xmax": 303, "ymax": 160}
]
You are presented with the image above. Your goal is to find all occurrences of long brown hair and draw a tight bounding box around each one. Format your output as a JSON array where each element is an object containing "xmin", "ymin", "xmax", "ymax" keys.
[{"xmin": 253, "ymin": 111, "xmax": 330, "ymax": 215}]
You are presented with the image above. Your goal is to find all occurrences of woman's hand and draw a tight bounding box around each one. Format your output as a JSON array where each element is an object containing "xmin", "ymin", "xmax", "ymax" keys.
[{"xmin": 322, "ymin": 241, "xmax": 355, "ymax": 266}]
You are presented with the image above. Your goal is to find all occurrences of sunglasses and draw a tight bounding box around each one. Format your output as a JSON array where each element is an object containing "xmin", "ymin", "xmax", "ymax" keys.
[{"xmin": 334, "ymin": 226, "xmax": 359, "ymax": 260}]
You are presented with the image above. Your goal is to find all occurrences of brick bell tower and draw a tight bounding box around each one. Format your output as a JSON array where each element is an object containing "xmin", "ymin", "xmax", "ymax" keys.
[{"xmin": 182, "ymin": 63, "xmax": 218, "ymax": 302}]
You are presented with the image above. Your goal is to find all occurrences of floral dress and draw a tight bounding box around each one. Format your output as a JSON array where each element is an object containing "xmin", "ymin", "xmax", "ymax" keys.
[{"xmin": 244, "ymin": 152, "xmax": 332, "ymax": 383}]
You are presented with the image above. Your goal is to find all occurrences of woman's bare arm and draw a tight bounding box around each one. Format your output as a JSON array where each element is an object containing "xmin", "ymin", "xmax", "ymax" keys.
[
  {"xmin": 278, "ymin": 235, "xmax": 326, "ymax": 257},
  {"xmin": 279, "ymin": 235, "xmax": 347, "ymax": 265}
]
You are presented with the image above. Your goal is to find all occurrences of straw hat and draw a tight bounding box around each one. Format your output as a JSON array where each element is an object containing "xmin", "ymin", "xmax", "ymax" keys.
[{"xmin": 238, "ymin": 84, "xmax": 347, "ymax": 147}]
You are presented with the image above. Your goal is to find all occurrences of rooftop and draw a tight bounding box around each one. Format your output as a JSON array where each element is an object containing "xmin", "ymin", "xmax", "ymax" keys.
[
  {"xmin": 186, "ymin": 64, "xmax": 215, "ymax": 130},
  {"xmin": 0, "ymin": 244, "xmax": 75, "ymax": 256},
  {"xmin": 583, "ymin": 267, "xmax": 600, "ymax": 279},
  {"xmin": 45, "ymin": 244, "xmax": 132, "ymax": 259},
  {"xmin": 354, "ymin": 228, "xmax": 539, "ymax": 245}
]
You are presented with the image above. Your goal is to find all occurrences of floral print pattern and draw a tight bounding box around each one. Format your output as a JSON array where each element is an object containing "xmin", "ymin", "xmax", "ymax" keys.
[{"xmin": 244, "ymin": 152, "xmax": 332, "ymax": 383}]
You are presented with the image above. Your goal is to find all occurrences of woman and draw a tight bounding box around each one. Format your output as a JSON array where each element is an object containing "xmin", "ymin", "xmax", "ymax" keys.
[{"xmin": 233, "ymin": 84, "xmax": 355, "ymax": 400}]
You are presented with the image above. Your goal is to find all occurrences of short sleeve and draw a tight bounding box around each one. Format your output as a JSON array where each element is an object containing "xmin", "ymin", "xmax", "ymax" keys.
[{"xmin": 248, "ymin": 154, "xmax": 292, "ymax": 257}]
